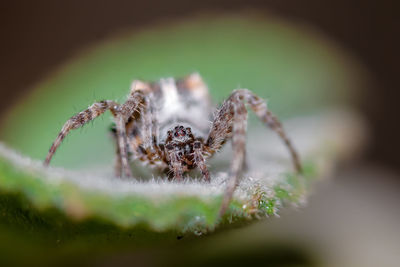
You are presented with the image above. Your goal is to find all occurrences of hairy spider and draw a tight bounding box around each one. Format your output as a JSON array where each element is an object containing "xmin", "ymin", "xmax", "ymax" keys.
[{"xmin": 44, "ymin": 73, "xmax": 302, "ymax": 216}]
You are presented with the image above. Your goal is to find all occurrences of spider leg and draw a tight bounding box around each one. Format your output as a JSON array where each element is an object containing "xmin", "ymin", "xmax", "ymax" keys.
[
  {"xmin": 114, "ymin": 140, "xmax": 123, "ymax": 177},
  {"xmin": 44, "ymin": 100, "xmax": 120, "ymax": 166},
  {"xmin": 194, "ymin": 140, "xmax": 210, "ymax": 182},
  {"xmin": 166, "ymin": 144, "xmax": 183, "ymax": 181},
  {"xmin": 141, "ymin": 95, "xmax": 154, "ymax": 149},
  {"xmin": 138, "ymin": 95, "xmax": 162, "ymax": 162},
  {"xmin": 125, "ymin": 93, "xmax": 165, "ymax": 169},
  {"xmin": 115, "ymin": 89, "xmax": 152, "ymax": 177},
  {"xmin": 206, "ymin": 89, "xmax": 302, "ymax": 216},
  {"xmin": 211, "ymin": 93, "xmax": 248, "ymax": 217},
  {"xmin": 45, "ymin": 88, "xmax": 147, "ymax": 178},
  {"xmin": 111, "ymin": 105, "xmax": 163, "ymax": 177},
  {"xmin": 237, "ymin": 89, "xmax": 302, "ymax": 173},
  {"xmin": 109, "ymin": 124, "xmax": 123, "ymax": 177}
]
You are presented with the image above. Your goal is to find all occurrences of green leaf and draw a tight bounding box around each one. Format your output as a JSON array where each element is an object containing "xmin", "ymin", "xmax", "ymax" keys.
[{"xmin": 0, "ymin": 111, "xmax": 366, "ymax": 234}]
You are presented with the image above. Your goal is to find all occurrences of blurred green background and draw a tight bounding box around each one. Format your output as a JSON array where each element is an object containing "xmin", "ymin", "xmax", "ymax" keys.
[{"xmin": 0, "ymin": 15, "xmax": 358, "ymax": 169}]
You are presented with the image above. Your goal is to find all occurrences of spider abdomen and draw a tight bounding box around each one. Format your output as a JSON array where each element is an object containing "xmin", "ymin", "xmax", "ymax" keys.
[{"xmin": 155, "ymin": 73, "xmax": 212, "ymax": 141}]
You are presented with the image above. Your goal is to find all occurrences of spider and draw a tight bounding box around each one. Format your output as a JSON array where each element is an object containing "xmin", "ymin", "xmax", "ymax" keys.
[{"xmin": 44, "ymin": 73, "xmax": 302, "ymax": 216}]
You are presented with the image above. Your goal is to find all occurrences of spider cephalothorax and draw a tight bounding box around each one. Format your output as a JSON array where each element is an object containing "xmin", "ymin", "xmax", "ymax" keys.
[
  {"xmin": 163, "ymin": 125, "xmax": 209, "ymax": 181},
  {"xmin": 44, "ymin": 73, "xmax": 302, "ymax": 215},
  {"xmin": 166, "ymin": 125, "xmax": 194, "ymax": 144}
]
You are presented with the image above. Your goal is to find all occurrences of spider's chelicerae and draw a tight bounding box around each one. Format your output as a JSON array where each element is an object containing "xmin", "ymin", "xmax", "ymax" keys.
[{"xmin": 44, "ymin": 73, "xmax": 302, "ymax": 215}]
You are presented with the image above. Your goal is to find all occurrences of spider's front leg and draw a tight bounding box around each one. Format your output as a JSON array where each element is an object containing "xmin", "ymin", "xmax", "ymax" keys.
[
  {"xmin": 207, "ymin": 89, "xmax": 302, "ymax": 216},
  {"xmin": 44, "ymin": 100, "xmax": 120, "ymax": 166},
  {"xmin": 239, "ymin": 89, "xmax": 302, "ymax": 173},
  {"xmin": 205, "ymin": 93, "xmax": 248, "ymax": 216},
  {"xmin": 194, "ymin": 140, "xmax": 210, "ymax": 182},
  {"xmin": 45, "ymin": 89, "xmax": 147, "ymax": 178},
  {"xmin": 165, "ymin": 143, "xmax": 184, "ymax": 181},
  {"xmin": 109, "ymin": 89, "xmax": 148, "ymax": 177}
]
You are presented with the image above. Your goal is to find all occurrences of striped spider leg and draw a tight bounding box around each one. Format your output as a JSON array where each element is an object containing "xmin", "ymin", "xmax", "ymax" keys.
[
  {"xmin": 44, "ymin": 85, "xmax": 149, "ymax": 178},
  {"xmin": 110, "ymin": 81, "xmax": 167, "ymax": 177},
  {"xmin": 204, "ymin": 89, "xmax": 302, "ymax": 216}
]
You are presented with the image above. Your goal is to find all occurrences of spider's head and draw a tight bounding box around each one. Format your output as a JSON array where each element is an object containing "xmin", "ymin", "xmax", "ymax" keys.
[
  {"xmin": 167, "ymin": 125, "xmax": 193, "ymax": 144},
  {"xmin": 165, "ymin": 125, "xmax": 197, "ymax": 170}
]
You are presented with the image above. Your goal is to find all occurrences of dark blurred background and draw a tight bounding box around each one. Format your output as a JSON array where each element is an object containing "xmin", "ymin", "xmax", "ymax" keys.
[{"xmin": 0, "ymin": 0, "xmax": 399, "ymax": 173}]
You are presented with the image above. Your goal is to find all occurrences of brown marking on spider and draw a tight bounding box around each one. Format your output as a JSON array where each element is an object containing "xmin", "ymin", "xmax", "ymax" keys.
[{"xmin": 44, "ymin": 73, "xmax": 302, "ymax": 216}]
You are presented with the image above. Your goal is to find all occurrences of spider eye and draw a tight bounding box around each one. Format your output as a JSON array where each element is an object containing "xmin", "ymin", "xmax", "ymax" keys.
[{"xmin": 174, "ymin": 132, "xmax": 179, "ymax": 137}]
